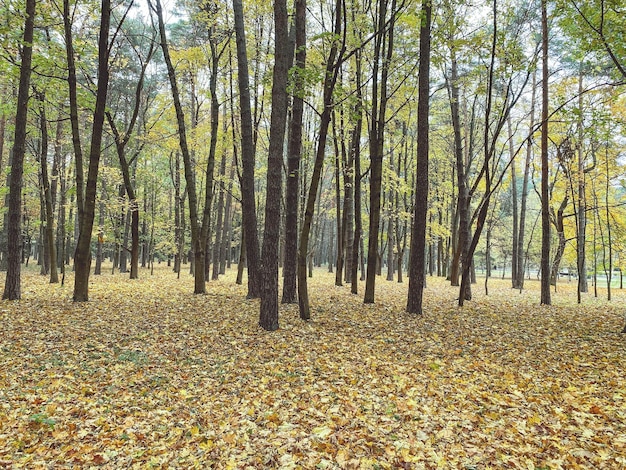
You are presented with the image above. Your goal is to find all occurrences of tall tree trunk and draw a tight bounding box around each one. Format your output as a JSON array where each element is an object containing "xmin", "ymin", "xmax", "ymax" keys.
[
  {"xmin": 36, "ymin": 92, "xmax": 59, "ymax": 283},
  {"xmin": 64, "ymin": 0, "xmax": 84, "ymax": 225},
  {"xmin": 152, "ymin": 0, "xmax": 201, "ymax": 293},
  {"xmin": 577, "ymin": 67, "xmax": 589, "ymax": 298},
  {"xmin": 282, "ymin": 0, "xmax": 306, "ymax": 304},
  {"xmin": 298, "ymin": 0, "xmax": 344, "ymax": 320},
  {"xmin": 259, "ymin": 0, "xmax": 289, "ymax": 330},
  {"xmin": 364, "ymin": 0, "xmax": 396, "ymax": 304},
  {"xmin": 517, "ymin": 70, "xmax": 536, "ymax": 290},
  {"xmin": 212, "ymin": 139, "xmax": 227, "ymax": 281},
  {"xmin": 94, "ymin": 200, "xmax": 104, "ymax": 275},
  {"xmin": 233, "ymin": 0, "xmax": 261, "ymax": 298},
  {"xmin": 406, "ymin": 0, "xmax": 431, "ymax": 314},
  {"xmin": 508, "ymin": 113, "xmax": 519, "ymax": 289},
  {"xmin": 540, "ymin": 0, "xmax": 551, "ymax": 305},
  {"xmin": 73, "ymin": 0, "xmax": 111, "ymax": 302},
  {"xmin": 350, "ymin": 55, "xmax": 363, "ymax": 294},
  {"xmin": 3, "ymin": 0, "xmax": 35, "ymax": 299}
]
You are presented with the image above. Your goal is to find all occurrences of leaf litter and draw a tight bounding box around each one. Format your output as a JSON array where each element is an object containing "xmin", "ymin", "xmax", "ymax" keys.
[{"xmin": 0, "ymin": 267, "xmax": 624, "ymax": 469}]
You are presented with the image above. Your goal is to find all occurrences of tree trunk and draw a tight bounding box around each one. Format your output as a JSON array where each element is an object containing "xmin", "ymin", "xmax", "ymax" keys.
[
  {"xmin": 233, "ymin": 0, "xmax": 261, "ymax": 298},
  {"xmin": 282, "ymin": 0, "xmax": 306, "ymax": 304},
  {"xmin": 576, "ymin": 68, "xmax": 589, "ymax": 298},
  {"xmin": 540, "ymin": 0, "xmax": 551, "ymax": 305},
  {"xmin": 508, "ymin": 114, "xmax": 519, "ymax": 289},
  {"xmin": 37, "ymin": 92, "xmax": 59, "ymax": 283},
  {"xmin": 64, "ymin": 0, "xmax": 85, "ymax": 225},
  {"xmin": 406, "ymin": 0, "xmax": 431, "ymax": 314},
  {"xmin": 517, "ymin": 70, "xmax": 536, "ymax": 290},
  {"xmin": 298, "ymin": 0, "xmax": 343, "ymax": 320},
  {"xmin": 152, "ymin": 0, "xmax": 201, "ymax": 293},
  {"xmin": 73, "ymin": 0, "xmax": 111, "ymax": 302},
  {"xmin": 259, "ymin": 0, "xmax": 289, "ymax": 330},
  {"xmin": 212, "ymin": 145, "xmax": 227, "ymax": 281},
  {"xmin": 2, "ymin": 0, "xmax": 35, "ymax": 299},
  {"xmin": 364, "ymin": 0, "xmax": 396, "ymax": 304}
]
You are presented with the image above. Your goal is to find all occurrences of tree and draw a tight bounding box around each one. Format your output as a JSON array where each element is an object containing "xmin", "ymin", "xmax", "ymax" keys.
[
  {"xmin": 259, "ymin": 0, "xmax": 289, "ymax": 331},
  {"xmin": 105, "ymin": 23, "xmax": 156, "ymax": 280},
  {"xmin": 406, "ymin": 0, "xmax": 431, "ymax": 315},
  {"xmin": 36, "ymin": 91, "xmax": 59, "ymax": 283},
  {"xmin": 364, "ymin": 0, "xmax": 397, "ymax": 304},
  {"xmin": 297, "ymin": 0, "xmax": 345, "ymax": 320},
  {"xmin": 2, "ymin": 0, "xmax": 36, "ymax": 300},
  {"xmin": 232, "ymin": 0, "xmax": 261, "ymax": 298},
  {"xmin": 281, "ymin": 0, "xmax": 306, "ymax": 304},
  {"xmin": 73, "ymin": 0, "xmax": 113, "ymax": 302},
  {"xmin": 540, "ymin": 0, "xmax": 551, "ymax": 305}
]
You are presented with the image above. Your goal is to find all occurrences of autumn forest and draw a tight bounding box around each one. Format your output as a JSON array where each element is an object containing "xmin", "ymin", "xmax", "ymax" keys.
[{"xmin": 1, "ymin": 0, "xmax": 625, "ymax": 467}]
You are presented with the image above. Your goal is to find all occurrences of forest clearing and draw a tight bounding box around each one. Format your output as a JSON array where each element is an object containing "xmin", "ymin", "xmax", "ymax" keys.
[{"xmin": 1, "ymin": 266, "xmax": 624, "ymax": 469}]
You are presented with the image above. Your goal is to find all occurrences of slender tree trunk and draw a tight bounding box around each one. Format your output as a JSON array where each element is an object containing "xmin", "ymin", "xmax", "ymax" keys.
[
  {"xmin": 364, "ymin": 0, "xmax": 396, "ymax": 304},
  {"xmin": 36, "ymin": 92, "xmax": 59, "ymax": 283},
  {"xmin": 152, "ymin": 0, "xmax": 201, "ymax": 293},
  {"xmin": 406, "ymin": 0, "xmax": 431, "ymax": 314},
  {"xmin": 212, "ymin": 145, "xmax": 227, "ymax": 281},
  {"xmin": 259, "ymin": 0, "xmax": 289, "ymax": 330},
  {"xmin": 94, "ymin": 199, "xmax": 104, "ymax": 275},
  {"xmin": 508, "ymin": 114, "xmax": 519, "ymax": 289},
  {"xmin": 3, "ymin": 0, "xmax": 35, "ymax": 298},
  {"xmin": 577, "ymin": 68, "xmax": 589, "ymax": 298},
  {"xmin": 282, "ymin": 0, "xmax": 306, "ymax": 304},
  {"xmin": 298, "ymin": 0, "xmax": 344, "ymax": 320},
  {"xmin": 540, "ymin": 0, "xmax": 551, "ymax": 305},
  {"xmin": 517, "ymin": 70, "xmax": 536, "ymax": 290},
  {"xmin": 73, "ymin": 0, "xmax": 111, "ymax": 301},
  {"xmin": 63, "ymin": 0, "xmax": 85, "ymax": 225},
  {"xmin": 233, "ymin": 0, "xmax": 261, "ymax": 298}
]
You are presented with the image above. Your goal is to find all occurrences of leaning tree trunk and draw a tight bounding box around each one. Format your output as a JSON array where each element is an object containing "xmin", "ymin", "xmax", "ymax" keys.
[
  {"xmin": 298, "ymin": 0, "xmax": 343, "ymax": 320},
  {"xmin": 152, "ymin": 0, "xmax": 201, "ymax": 292}
]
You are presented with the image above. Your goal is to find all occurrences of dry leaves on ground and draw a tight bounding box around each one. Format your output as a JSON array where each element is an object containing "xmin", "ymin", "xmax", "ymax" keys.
[{"xmin": 0, "ymin": 267, "xmax": 625, "ymax": 469}]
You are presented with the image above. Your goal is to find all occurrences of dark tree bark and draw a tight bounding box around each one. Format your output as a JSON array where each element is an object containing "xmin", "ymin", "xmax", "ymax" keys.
[
  {"xmin": 516, "ymin": 70, "xmax": 536, "ymax": 290},
  {"xmin": 350, "ymin": 46, "xmax": 364, "ymax": 295},
  {"xmin": 194, "ymin": 29, "xmax": 222, "ymax": 293},
  {"xmin": 73, "ymin": 0, "xmax": 111, "ymax": 302},
  {"xmin": 212, "ymin": 138, "xmax": 227, "ymax": 281},
  {"xmin": 298, "ymin": 0, "xmax": 344, "ymax": 320},
  {"xmin": 151, "ymin": 0, "xmax": 202, "ymax": 293},
  {"xmin": 508, "ymin": 114, "xmax": 519, "ymax": 289},
  {"xmin": 36, "ymin": 92, "xmax": 59, "ymax": 283},
  {"xmin": 259, "ymin": 0, "xmax": 290, "ymax": 331},
  {"xmin": 406, "ymin": 0, "xmax": 431, "ymax": 314},
  {"xmin": 63, "ymin": 0, "xmax": 85, "ymax": 225},
  {"xmin": 94, "ymin": 200, "xmax": 104, "ymax": 275},
  {"xmin": 364, "ymin": 0, "xmax": 396, "ymax": 304},
  {"xmin": 105, "ymin": 39, "xmax": 154, "ymax": 280},
  {"xmin": 540, "ymin": 0, "xmax": 551, "ymax": 305},
  {"xmin": 282, "ymin": 0, "xmax": 306, "ymax": 304},
  {"xmin": 549, "ymin": 195, "xmax": 569, "ymax": 286},
  {"xmin": 3, "ymin": 0, "xmax": 35, "ymax": 299},
  {"xmin": 233, "ymin": 0, "xmax": 261, "ymax": 298}
]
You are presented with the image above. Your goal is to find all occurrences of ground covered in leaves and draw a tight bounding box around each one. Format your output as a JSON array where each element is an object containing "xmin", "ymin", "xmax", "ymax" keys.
[{"xmin": 0, "ymin": 266, "xmax": 625, "ymax": 469}]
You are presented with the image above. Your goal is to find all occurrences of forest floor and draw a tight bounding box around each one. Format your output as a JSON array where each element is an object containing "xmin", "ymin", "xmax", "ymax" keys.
[{"xmin": 0, "ymin": 265, "xmax": 625, "ymax": 469}]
